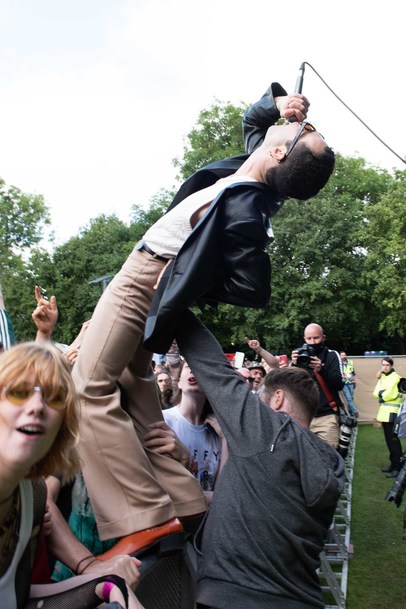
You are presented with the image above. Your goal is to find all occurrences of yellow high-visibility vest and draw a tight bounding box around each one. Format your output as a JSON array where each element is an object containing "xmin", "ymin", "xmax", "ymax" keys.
[{"xmin": 373, "ymin": 370, "xmax": 402, "ymax": 422}]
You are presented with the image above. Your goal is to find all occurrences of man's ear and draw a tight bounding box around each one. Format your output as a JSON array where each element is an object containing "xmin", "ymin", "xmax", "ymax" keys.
[
  {"xmin": 270, "ymin": 146, "xmax": 287, "ymax": 163},
  {"xmin": 272, "ymin": 388, "xmax": 285, "ymax": 411}
]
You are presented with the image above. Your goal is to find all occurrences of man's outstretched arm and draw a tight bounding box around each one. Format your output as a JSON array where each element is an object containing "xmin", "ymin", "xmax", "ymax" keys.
[
  {"xmin": 175, "ymin": 310, "xmax": 274, "ymax": 455},
  {"xmin": 243, "ymin": 82, "xmax": 309, "ymax": 153}
]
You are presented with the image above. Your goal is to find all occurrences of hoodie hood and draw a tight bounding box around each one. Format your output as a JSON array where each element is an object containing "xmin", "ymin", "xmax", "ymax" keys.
[
  {"xmin": 295, "ymin": 423, "xmax": 344, "ymax": 508},
  {"xmin": 269, "ymin": 415, "xmax": 344, "ymax": 509}
]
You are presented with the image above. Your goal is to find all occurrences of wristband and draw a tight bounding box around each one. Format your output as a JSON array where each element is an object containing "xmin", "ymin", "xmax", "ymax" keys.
[{"xmin": 75, "ymin": 554, "xmax": 97, "ymax": 574}]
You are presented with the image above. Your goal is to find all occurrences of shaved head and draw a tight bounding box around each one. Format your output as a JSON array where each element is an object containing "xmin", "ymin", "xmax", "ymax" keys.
[{"xmin": 304, "ymin": 323, "xmax": 325, "ymax": 346}]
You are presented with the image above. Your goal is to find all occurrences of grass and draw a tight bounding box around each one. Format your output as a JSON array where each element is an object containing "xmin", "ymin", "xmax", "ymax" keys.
[{"xmin": 347, "ymin": 425, "xmax": 405, "ymax": 609}]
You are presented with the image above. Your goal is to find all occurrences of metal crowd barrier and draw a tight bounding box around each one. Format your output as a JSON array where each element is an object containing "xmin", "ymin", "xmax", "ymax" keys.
[{"xmin": 320, "ymin": 426, "xmax": 357, "ymax": 608}]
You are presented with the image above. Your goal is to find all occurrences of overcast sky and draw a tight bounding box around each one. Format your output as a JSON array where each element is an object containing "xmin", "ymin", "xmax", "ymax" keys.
[{"xmin": 0, "ymin": 0, "xmax": 404, "ymax": 246}]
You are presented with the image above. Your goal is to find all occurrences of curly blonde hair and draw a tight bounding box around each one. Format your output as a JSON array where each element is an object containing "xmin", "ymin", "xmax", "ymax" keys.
[{"xmin": 0, "ymin": 341, "xmax": 80, "ymax": 482}]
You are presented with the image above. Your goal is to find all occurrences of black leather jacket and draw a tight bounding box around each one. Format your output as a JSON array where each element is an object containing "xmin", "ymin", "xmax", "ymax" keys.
[{"xmin": 144, "ymin": 83, "xmax": 287, "ymax": 354}]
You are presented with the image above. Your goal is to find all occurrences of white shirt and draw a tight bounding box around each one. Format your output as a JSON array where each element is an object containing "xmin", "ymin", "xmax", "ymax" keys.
[
  {"xmin": 143, "ymin": 175, "xmax": 257, "ymax": 258},
  {"xmin": 163, "ymin": 406, "xmax": 222, "ymax": 491}
]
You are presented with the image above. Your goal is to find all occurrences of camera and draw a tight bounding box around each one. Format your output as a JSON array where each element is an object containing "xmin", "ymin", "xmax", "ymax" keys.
[
  {"xmin": 386, "ymin": 452, "xmax": 406, "ymax": 507},
  {"xmin": 296, "ymin": 344, "xmax": 315, "ymax": 368},
  {"xmin": 337, "ymin": 413, "xmax": 358, "ymax": 459},
  {"xmin": 398, "ymin": 377, "xmax": 406, "ymax": 394}
]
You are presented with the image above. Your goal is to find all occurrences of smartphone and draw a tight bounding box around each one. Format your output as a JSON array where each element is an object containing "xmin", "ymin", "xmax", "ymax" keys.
[
  {"xmin": 234, "ymin": 351, "xmax": 245, "ymax": 368},
  {"xmin": 279, "ymin": 355, "xmax": 288, "ymax": 366}
]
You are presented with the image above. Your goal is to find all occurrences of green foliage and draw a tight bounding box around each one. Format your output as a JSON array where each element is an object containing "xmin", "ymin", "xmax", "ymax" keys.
[
  {"xmin": 173, "ymin": 100, "xmax": 246, "ymax": 181},
  {"xmin": 259, "ymin": 154, "xmax": 392, "ymax": 353},
  {"xmin": 0, "ymin": 177, "xmax": 51, "ymax": 280},
  {"xmin": 362, "ymin": 170, "xmax": 406, "ymax": 348},
  {"xmin": 49, "ymin": 214, "xmax": 134, "ymax": 342},
  {"xmin": 129, "ymin": 189, "xmax": 175, "ymax": 241},
  {"xmin": 0, "ymin": 177, "xmax": 52, "ymax": 340},
  {"xmin": 1, "ymin": 100, "xmax": 404, "ymax": 354},
  {"xmin": 201, "ymin": 153, "xmax": 396, "ymax": 355}
]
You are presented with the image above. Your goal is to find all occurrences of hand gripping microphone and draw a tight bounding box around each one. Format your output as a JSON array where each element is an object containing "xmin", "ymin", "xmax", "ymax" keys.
[{"xmin": 288, "ymin": 62, "xmax": 305, "ymax": 123}]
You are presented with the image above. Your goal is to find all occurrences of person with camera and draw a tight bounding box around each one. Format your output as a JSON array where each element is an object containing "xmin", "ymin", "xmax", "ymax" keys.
[
  {"xmin": 291, "ymin": 323, "xmax": 344, "ymax": 449},
  {"xmin": 373, "ymin": 356, "xmax": 403, "ymax": 478}
]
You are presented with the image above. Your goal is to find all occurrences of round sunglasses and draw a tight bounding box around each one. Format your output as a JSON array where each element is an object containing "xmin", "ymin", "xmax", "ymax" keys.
[
  {"xmin": 284, "ymin": 121, "xmax": 317, "ymax": 159},
  {"xmin": 2, "ymin": 383, "xmax": 67, "ymax": 410}
]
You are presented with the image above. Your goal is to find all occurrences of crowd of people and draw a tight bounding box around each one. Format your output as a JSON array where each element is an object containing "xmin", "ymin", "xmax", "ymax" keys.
[
  {"xmin": 1, "ymin": 280, "xmax": 405, "ymax": 609},
  {"xmin": 0, "ymin": 74, "xmax": 403, "ymax": 609}
]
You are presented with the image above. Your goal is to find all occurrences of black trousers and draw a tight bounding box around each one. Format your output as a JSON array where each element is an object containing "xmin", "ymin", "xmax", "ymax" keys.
[{"xmin": 382, "ymin": 421, "xmax": 403, "ymax": 470}]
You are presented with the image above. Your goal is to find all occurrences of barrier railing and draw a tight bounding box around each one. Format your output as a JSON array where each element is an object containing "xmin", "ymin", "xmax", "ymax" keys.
[{"xmin": 320, "ymin": 426, "xmax": 357, "ymax": 608}]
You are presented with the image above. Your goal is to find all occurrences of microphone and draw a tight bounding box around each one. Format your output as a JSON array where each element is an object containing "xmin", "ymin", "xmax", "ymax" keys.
[
  {"xmin": 288, "ymin": 62, "xmax": 305, "ymax": 123},
  {"xmin": 294, "ymin": 62, "xmax": 305, "ymax": 94}
]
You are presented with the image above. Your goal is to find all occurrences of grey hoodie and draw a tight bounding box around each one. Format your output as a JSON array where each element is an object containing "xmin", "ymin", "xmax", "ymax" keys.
[{"xmin": 176, "ymin": 311, "xmax": 344, "ymax": 609}]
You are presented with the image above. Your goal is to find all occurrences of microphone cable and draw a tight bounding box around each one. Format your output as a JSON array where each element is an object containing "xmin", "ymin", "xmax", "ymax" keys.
[{"xmin": 302, "ymin": 61, "xmax": 405, "ymax": 165}]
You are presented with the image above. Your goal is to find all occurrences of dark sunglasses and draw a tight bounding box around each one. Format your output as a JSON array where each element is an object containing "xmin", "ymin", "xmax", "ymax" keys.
[
  {"xmin": 284, "ymin": 121, "xmax": 317, "ymax": 159},
  {"xmin": 2, "ymin": 383, "xmax": 67, "ymax": 410}
]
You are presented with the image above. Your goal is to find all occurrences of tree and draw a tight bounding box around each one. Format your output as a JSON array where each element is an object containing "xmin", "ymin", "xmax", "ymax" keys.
[
  {"xmin": 363, "ymin": 169, "xmax": 406, "ymax": 352},
  {"xmin": 129, "ymin": 189, "xmax": 175, "ymax": 241},
  {"xmin": 45, "ymin": 214, "xmax": 134, "ymax": 343},
  {"xmin": 173, "ymin": 100, "xmax": 246, "ymax": 181},
  {"xmin": 256, "ymin": 154, "xmax": 394, "ymax": 354},
  {"xmin": 0, "ymin": 177, "xmax": 52, "ymax": 341},
  {"xmin": 171, "ymin": 99, "xmax": 396, "ymax": 355},
  {"xmin": 0, "ymin": 177, "xmax": 51, "ymax": 261}
]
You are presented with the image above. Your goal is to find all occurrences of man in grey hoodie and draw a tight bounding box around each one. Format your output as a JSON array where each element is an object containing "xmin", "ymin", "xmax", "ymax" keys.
[{"xmin": 175, "ymin": 310, "xmax": 344, "ymax": 609}]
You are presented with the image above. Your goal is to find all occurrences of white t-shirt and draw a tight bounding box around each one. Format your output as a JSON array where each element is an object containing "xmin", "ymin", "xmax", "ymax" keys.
[
  {"xmin": 143, "ymin": 175, "xmax": 257, "ymax": 258},
  {"xmin": 163, "ymin": 406, "xmax": 222, "ymax": 491}
]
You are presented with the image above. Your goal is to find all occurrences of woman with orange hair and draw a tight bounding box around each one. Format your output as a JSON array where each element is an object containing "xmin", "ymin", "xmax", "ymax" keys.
[{"xmin": 0, "ymin": 341, "xmax": 142, "ymax": 609}]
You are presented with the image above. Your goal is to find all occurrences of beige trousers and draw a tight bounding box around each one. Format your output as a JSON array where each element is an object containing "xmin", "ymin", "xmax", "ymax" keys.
[
  {"xmin": 309, "ymin": 413, "xmax": 339, "ymax": 449},
  {"xmin": 72, "ymin": 246, "xmax": 206, "ymax": 541}
]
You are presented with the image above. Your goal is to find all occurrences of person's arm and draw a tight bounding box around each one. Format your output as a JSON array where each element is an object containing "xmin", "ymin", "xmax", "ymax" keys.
[
  {"xmin": 175, "ymin": 310, "xmax": 276, "ymax": 455},
  {"xmin": 243, "ymin": 82, "xmax": 309, "ymax": 154},
  {"xmin": 63, "ymin": 319, "xmax": 91, "ymax": 366},
  {"xmin": 45, "ymin": 497, "xmax": 142, "ymax": 589},
  {"xmin": 143, "ymin": 421, "xmax": 193, "ymax": 471},
  {"xmin": 245, "ymin": 337, "xmax": 279, "ymax": 369},
  {"xmin": 32, "ymin": 286, "xmax": 59, "ymax": 342},
  {"xmin": 377, "ymin": 374, "xmax": 401, "ymax": 403}
]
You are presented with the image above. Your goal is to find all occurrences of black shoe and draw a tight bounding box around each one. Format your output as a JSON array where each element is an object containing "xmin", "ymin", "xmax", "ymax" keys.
[
  {"xmin": 386, "ymin": 470, "xmax": 399, "ymax": 478},
  {"xmin": 381, "ymin": 466, "xmax": 393, "ymax": 473}
]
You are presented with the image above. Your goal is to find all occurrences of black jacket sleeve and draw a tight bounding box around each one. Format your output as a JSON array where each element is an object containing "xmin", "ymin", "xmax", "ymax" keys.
[{"xmin": 243, "ymin": 82, "xmax": 287, "ymax": 154}]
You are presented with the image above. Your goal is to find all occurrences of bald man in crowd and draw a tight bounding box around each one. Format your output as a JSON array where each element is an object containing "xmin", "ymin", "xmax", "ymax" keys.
[{"xmin": 291, "ymin": 323, "xmax": 344, "ymax": 448}]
